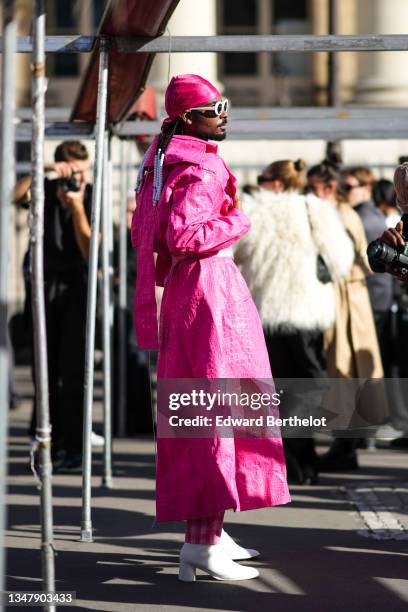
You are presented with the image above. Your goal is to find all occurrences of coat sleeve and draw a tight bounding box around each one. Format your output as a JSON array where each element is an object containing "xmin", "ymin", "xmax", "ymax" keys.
[
  {"xmin": 347, "ymin": 207, "xmax": 372, "ymax": 276},
  {"xmin": 309, "ymin": 196, "xmax": 355, "ymax": 282},
  {"xmin": 166, "ymin": 172, "xmax": 251, "ymax": 255}
]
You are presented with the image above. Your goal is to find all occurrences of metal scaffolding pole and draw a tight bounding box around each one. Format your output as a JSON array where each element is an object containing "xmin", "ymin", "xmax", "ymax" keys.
[
  {"xmin": 328, "ymin": 0, "xmax": 341, "ymax": 107},
  {"xmin": 101, "ymin": 133, "xmax": 113, "ymax": 488},
  {"xmin": 12, "ymin": 104, "xmax": 408, "ymax": 142},
  {"xmin": 5, "ymin": 33, "xmax": 408, "ymax": 54},
  {"xmin": 117, "ymin": 139, "xmax": 128, "ymax": 438},
  {"xmin": 0, "ymin": 0, "xmax": 17, "ymax": 598},
  {"xmin": 115, "ymin": 116, "xmax": 408, "ymax": 140},
  {"xmin": 114, "ymin": 34, "xmax": 408, "ymax": 53},
  {"xmin": 81, "ymin": 38, "xmax": 109, "ymax": 542},
  {"xmin": 327, "ymin": 0, "xmax": 342, "ymax": 160},
  {"xmin": 107, "ymin": 136, "xmax": 115, "ymax": 471},
  {"xmin": 30, "ymin": 0, "xmax": 56, "ymax": 605}
]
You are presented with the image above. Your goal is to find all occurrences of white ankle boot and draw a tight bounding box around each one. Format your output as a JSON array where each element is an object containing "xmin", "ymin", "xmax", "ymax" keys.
[
  {"xmin": 178, "ymin": 543, "xmax": 259, "ymax": 582},
  {"xmin": 220, "ymin": 529, "xmax": 260, "ymax": 560}
]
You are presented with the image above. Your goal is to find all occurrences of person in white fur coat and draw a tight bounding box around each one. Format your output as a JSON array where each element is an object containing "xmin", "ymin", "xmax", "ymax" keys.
[{"xmin": 235, "ymin": 159, "xmax": 354, "ymax": 484}]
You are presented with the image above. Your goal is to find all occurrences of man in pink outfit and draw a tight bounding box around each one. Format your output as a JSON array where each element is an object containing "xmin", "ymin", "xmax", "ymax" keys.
[{"xmin": 131, "ymin": 74, "xmax": 290, "ymax": 582}]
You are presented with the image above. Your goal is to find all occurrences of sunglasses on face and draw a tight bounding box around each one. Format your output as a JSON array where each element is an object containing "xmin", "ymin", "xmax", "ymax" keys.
[
  {"xmin": 189, "ymin": 98, "xmax": 230, "ymax": 117},
  {"xmin": 340, "ymin": 183, "xmax": 363, "ymax": 193}
]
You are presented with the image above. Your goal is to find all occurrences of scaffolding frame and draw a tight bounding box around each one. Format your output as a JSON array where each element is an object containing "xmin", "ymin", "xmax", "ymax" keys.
[
  {"xmin": 0, "ymin": 1, "xmax": 17, "ymax": 603},
  {"xmin": 12, "ymin": 106, "xmax": 408, "ymax": 141},
  {"xmin": 2, "ymin": 11, "xmax": 408, "ymax": 598},
  {"xmin": 7, "ymin": 33, "xmax": 408, "ymax": 53},
  {"xmin": 29, "ymin": 3, "xmax": 56, "ymax": 608}
]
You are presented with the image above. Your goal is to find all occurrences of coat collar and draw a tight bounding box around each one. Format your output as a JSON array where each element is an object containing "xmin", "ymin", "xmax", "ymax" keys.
[{"xmin": 144, "ymin": 134, "xmax": 218, "ymax": 168}]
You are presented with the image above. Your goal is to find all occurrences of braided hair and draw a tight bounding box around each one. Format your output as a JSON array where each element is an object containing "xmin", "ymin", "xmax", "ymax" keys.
[
  {"xmin": 157, "ymin": 117, "xmax": 182, "ymax": 156},
  {"xmin": 136, "ymin": 118, "xmax": 182, "ymax": 202},
  {"xmin": 152, "ymin": 118, "xmax": 182, "ymax": 204}
]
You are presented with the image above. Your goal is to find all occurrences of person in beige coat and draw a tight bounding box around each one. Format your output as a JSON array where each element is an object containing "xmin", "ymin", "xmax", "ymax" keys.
[
  {"xmin": 326, "ymin": 202, "xmax": 383, "ymax": 380},
  {"xmin": 307, "ymin": 161, "xmax": 385, "ymax": 470}
]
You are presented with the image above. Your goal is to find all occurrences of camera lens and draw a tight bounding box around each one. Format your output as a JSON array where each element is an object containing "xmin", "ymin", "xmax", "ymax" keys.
[
  {"xmin": 366, "ymin": 241, "xmax": 383, "ymax": 260},
  {"xmin": 367, "ymin": 240, "xmax": 396, "ymax": 264},
  {"xmin": 59, "ymin": 176, "xmax": 80, "ymax": 193}
]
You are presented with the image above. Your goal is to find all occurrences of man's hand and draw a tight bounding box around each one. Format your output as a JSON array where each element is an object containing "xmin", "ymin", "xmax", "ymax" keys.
[
  {"xmin": 57, "ymin": 169, "xmax": 86, "ymax": 214},
  {"xmin": 45, "ymin": 161, "xmax": 74, "ymax": 179},
  {"xmin": 381, "ymin": 220, "xmax": 404, "ymax": 248},
  {"xmin": 57, "ymin": 186, "xmax": 86, "ymax": 214},
  {"xmin": 46, "ymin": 161, "xmax": 90, "ymax": 179}
]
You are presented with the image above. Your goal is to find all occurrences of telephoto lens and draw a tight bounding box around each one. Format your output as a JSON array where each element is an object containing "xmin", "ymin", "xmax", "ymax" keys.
[
  {"xmin": 367, "ymin": 240, "xmax": 397, "ymax": 266},
  {"xmin": 367, "ymin": 229, "xmax": 408, "ymax": 280},
  {"xmin": 367, "ymin": 240, "xmax": 389, "ymax": 273}
]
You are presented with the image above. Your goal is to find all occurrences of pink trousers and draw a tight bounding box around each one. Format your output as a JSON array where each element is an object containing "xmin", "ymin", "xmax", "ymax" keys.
[{"xmin": 185, "ymin": 512, "xmax": 224, "ymax": 545}]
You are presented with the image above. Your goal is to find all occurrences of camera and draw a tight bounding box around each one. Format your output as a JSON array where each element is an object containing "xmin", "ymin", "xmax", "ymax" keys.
[
  {"xmin": 58, "ymin": 172, "xmax": 81, "ymax": 193},
  {"xmin": 367, "ymin": 213, "xmax": 408, "ymax": 281}
]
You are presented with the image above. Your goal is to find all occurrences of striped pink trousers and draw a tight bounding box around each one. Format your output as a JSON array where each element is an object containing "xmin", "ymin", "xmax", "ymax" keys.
[{"xmin": 185, "ymin": 512, "xmax": 224, "ymax": 545}]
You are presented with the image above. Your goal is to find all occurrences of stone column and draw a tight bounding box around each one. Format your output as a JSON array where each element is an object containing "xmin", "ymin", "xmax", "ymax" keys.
[
  {"xmin": 311, "ymin": 0, "xmax": 357, "ymax": 106},
  {"xmin": 148, "ymin": 0, "xmax": 218, "ymax": 108},
  {"xmin": 354, "ymin": 0, "xmax": 408, "ymax": 106}
]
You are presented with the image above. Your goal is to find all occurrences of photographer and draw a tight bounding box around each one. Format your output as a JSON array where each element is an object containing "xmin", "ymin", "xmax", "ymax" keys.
[
  {"xmin": 15, "ymin": 141, "xmax": 93, "ymax": 472},
  {"xmin": 369, "ymin": 162, "xmax": 408, "ymax": 448}
]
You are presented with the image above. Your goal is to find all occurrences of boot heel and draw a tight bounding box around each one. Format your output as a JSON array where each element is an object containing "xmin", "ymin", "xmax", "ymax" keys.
[{"xmin": 178, "ymin": 561, "xmax": 196, "ymax": 582}]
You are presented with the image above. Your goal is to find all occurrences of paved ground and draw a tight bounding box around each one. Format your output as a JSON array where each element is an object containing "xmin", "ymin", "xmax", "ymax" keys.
[{"xmin": 4, "ymin": 368, "xmax": 408, "ymax": 611}]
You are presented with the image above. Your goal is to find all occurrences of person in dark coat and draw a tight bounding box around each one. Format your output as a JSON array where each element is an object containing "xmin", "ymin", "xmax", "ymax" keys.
[{"xmin": 14, "ymin": 141, "xmax": 93, "ymax": 472}]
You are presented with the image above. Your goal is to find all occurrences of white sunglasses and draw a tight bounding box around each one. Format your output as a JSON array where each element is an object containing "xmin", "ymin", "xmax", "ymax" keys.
[{"xmin": 189, "ymin": 98, "xmax": 230, "ymax": 117}]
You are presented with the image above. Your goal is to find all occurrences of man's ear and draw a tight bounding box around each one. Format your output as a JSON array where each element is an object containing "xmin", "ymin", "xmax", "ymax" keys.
[{"xmin": 180, "ymin": 111, "xmax": 193, "ymax": 126}]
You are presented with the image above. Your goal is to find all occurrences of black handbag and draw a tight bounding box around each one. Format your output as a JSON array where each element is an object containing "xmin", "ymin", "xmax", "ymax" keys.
[
  {"xmin": 316, "ymin": 254, "xmax": 332, "ymax": 284},
  {"xmin": 306, "ymin": 200, "xmax": 332, "ymax": 284}
]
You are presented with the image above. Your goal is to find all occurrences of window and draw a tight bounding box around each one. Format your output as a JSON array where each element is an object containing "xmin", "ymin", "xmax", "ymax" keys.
[
  {"xmin": 271, "ymin": 0, "xmax": 309, "ymax": 77},
  {"xmin": 48, "ymin": 1, "xmax": 79, "ymax": 77},
  {"xmin": 220, "ymin": 0, "xmax": 257, "ymax": 78},
  {"xmin": 222, "ymin": 0, "xmax": 257, "ymax": 28},
  {"xmin": 55, "ymin": 4, "xmax": 76, "ymax": 28},
  {"xmin": 224, "ymin": 53, "xmax": 257, "ymax": 76},
  {"xmin": 54, "ymin": 55, "xmax": 79, "ymax": 77},
  {"xmin": 218, "ymin": 0, "xmax": 312, "ymax": 105},
  {"xmin": 272, "ymin": 0, "xmax": 307, "ymax": 21},
  {"xmin": 94, "ymin": 0, "xmax": 106, "ymax": 29}
]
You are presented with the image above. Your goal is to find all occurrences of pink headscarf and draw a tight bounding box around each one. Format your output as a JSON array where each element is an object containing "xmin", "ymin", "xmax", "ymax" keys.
[{"xmin": 163, "ymin": 74, "xmax": 221, "ymax": 125}]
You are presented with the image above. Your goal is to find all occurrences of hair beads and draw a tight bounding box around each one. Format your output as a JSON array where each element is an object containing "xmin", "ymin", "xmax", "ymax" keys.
[{"xmin": 153, "ymin": 149, "xmax": 165, "ymax": 205}]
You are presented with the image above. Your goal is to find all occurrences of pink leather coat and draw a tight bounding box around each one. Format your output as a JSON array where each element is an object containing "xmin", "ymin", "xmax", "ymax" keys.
[{"xmin": 132, "ymin": 134, "xmax": 290, "ymax": 521}]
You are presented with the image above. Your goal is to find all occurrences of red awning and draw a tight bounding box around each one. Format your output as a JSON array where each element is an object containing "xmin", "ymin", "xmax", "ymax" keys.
[{"xmin": 71, "ymin": 0, "xmax": 179, "ymax": 124}]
